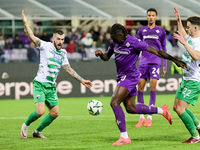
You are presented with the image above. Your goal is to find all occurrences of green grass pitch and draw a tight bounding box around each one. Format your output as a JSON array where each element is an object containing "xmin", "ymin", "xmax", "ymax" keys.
[{"xmin": 1, "ymin": 94, "xmax": 200, "ymax": 150}]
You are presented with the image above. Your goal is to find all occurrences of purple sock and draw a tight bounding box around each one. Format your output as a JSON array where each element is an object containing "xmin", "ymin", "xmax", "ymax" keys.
[
  {"xmin": 132, "ymin": 103, "xmax": 158, "ymax": 114},
  {"xmin": 149, "ymin": 91, "xmax": 156, "ymax": 116},
  {"xmin": 137, "ymin": 91, "xmax": 144, "ymax": 104},
  {"xmin": 112, "ymin": 105, "xmax": 126, "ymax": 132}
]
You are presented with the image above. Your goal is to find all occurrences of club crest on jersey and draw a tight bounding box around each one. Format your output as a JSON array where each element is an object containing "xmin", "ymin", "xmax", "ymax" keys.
[
  {"xmin": 156, "ymin": 30, "xmax": 160, "ymax": 33},
  {"xmin": 143, "ymin": 29, "xmax": 147, "ymax": 32},
  {"xmin": 36, "ymin": 95, "xmax": 40, "ymax": 99},
  {"xmin": 188, "ymin": 40, "xmax": 194, "ymax": 46},
  {"xmin": 126, "ymin": 42, "xmax": 130, "ymax": 47},
  {"xmin": 61, "ymin": 52, "xmax": 65, "ymax": 57},
  {"xmin": 53, "ymin": 53, "xmax": 63, "ymax": 63}
]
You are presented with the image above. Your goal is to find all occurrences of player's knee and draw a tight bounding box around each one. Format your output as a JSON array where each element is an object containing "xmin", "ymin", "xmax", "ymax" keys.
[
  {"xmin": 110, "ymin": 101, "xmax": 116, "ymax": 108},
  {"xmin": 173, "ymin": 105, "xmax": 176, "ymax": 112},
  {"xmin": 110, "ymin": 98, "xmax": 120, "ymax": 108},
  {"xmin": 173, "ymin": 106, "xmax": 184, "ymax": 115},
  {"xmin": 125, "ymin": 105, "xmax": 135, "ymax": 114},
  {"xmin": 52, "ymin": 112, "xmax": 59, "ymax": 118},
  {"xmin": 150, "ymin": 86, "xmax": 156, "ymax": 91},
  {"xmin": 36, "ymin": 110, "xmax": 45, "ymax": 116}
]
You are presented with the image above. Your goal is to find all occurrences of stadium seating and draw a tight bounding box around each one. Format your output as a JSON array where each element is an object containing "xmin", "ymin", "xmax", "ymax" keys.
[
  {"xmin": 11, "ymin": 48, "xmax": 28, "ymax": 61},
  {"xmin": 67, "ymin": 52, "xmax": 82, "ymax": 60},
  {"xmin": 3, "ymin": 49, "xmax": 12, "ymax": 60}
]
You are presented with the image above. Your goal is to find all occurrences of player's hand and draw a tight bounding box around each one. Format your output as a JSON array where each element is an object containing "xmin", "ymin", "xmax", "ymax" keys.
[
  {"xmin": 173, "ymin": 31, "xmax": 186, "ymax": 45},
  {"xmin": 95, "ymin": 49, "xmax": 103, "ymax": 57},
  {"xmin": 81, "ymin": 79, "xmax": 92, "ymax": 88},
  {"xmin": 174, "ymin": 59, "xmax": 187, "ymax": 69},
  {"xmin": 22, "ymin": 10, "xmax": 27, "ymax": 24},
  {"xmin": 174, "ymin": 7, "xmax": 180, "ymax": 21},
  {"xmin": 161, "ymin": 67, "xmax": 166, "ymax": 77}
]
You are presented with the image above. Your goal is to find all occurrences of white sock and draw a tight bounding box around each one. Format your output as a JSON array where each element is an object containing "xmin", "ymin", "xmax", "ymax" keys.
[
  {"xmin": 140, "ymin": 114, "xmax": 145, "ymax": 119},
  {"xmin": 197, "ymin": 123, "xmax": 200, "ymax": 129},
  {"xmin": 147, "ymin": 115, "xmax": 152, "ymax": 120},
  {"xmin": 194, "ymin": 135, "xmax": 200, "ymax": 139},
  {"xmin": 23, "ymin": 123, "xmax": 29, "ymax": 127},
  {"xmin": 157, "ymin": 107, "xmax": 163, "ymax": 114},
  {"xmin": 121, "ymin": 132, "xmax": 129, "ymax": 139}
]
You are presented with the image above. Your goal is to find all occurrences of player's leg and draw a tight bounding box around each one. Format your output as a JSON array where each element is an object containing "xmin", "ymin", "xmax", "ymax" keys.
[
  {"xmin": 21, "ymin": 80, "xmax": 45, "ymax": 139},
  {"xmin": 137, "ymin": 64, "xmax": 148, "ymax": 127},
  {"xmin": 33, "ymin": 84, "xmax": 58, "ymax": 138},
  {"xmin": 33, "ymin": 105, "xmax": 58, "ymax": 138},
  {"xmin": 173, "ymin": 80, "xmax": 200, "ymax": 143},
  {"xmin": 185, "ymin": 109, "xmax": 200, "ymax": 133},
  {"xmin": 21, "ymin": 102, "xmax": 45, "ymax": 139},
  {"xmin": 123, "ymin": 95, "xmax": 172, "ymax": 125},
  {"xmin": 173, "ymin": 99, "xmax": 199, "ymax": 143},
  {"xmin": 145, "ymin": 78, "xmax": 157, "ymax": 127},
  {"xmin": 145, "ymin": 64, "xmax": 160, "ymax": 127},
  {"xmin": 136, "ymin": 78, "xmax": 146, "ymax": 127},
  {"xmin": 111, "ymin": 86, "xmax": 131, "ymax": 145}
]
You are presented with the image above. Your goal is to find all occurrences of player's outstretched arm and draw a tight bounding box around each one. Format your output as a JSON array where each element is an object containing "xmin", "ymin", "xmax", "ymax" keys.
[
  {"xmin": 95, "ymin": 49, "xmax": 113, "ymax": 61},
  {"xmin": 146, "ymin": 45, "xmax": 187, "ymax": 69},
  {"xmin": 174, "ymin": 7, "xmax": 187, "ymax": 37},
  {"xmin": 173, "ymin": 31, "xmax": 200, "ymax": 61},
  {"xmin": 22, "ymin": 10, "xmax": 41, "ymax": 47},
  {"xmin": 62, "ymin": 64, "xmax": 92, "ymax": 88}
]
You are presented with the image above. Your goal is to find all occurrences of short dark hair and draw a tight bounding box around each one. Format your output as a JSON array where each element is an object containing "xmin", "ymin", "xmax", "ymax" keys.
[
  {"xmin": 187, "ymin": 16, "xmax": 200, "ymax": 26},
  {"xmin": 110, "ymin": 23, "xmax": 128, "ymax": 36},
  {"xmin": 147, "ymin": 8, "xmax": 157, "ymax": 15},
  {"xmin": 53, "ymin": 29, "xmax": 64, "ymax": 35}
]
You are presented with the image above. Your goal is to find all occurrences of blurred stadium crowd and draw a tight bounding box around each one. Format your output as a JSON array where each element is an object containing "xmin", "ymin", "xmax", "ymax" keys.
[{"xmin": 0, "ymin": 20, "xmax": 182, "ymax": 63}]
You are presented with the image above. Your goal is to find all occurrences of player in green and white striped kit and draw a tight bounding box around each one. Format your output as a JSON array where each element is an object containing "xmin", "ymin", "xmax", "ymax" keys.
[
  {"xmin": 20, "ymin": 10, "xmax": 92, "ymax": 139},
  {"xmin": 173, "ymin": 7, "xmax": 200, "ymax": 143}
]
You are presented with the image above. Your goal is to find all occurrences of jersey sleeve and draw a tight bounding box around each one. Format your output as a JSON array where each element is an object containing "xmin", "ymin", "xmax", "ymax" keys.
[
  {"xmin": 39, "ymin": 40, "xmax": 47, "ymax": 50},
  {"xmin": 184, "ymin": 34, "xmax": 190, "ymax": 41},
  {"xmin": 137, "ymin": 28, "xmax": 142, "ymax": 40},
  {"xmin": 161, "ymin": 29, "xmax": 166, "ymax": 48},
  {"xmin": 133, "ymin": 37, "xmax": 148, "ymax": 51},
  {"xmin": 107, "ymin": 41, "xmax": 114, "ymax": 52},
  {"xmin": 161, "ymin": 29, "xmax": 167, "ymax": 69},
  {"xmin": 62, "ymin": 51, "xmax": 69, "ymax": 65}
]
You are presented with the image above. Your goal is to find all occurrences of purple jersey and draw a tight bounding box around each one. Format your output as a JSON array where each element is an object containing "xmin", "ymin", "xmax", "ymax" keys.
[
  {"xmin": 137, "ymin": 25, "xmax": 167, "ymax": 67},
  {"xmin": 107, "ymin": 35, "xmax": 148, "ymax": 79}
]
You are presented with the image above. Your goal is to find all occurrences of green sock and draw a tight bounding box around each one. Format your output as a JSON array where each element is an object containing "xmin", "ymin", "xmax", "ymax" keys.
[
  {"xmin": 36, "ymin": 114, "xmax": 55, "ymax": 132},
  {"xmin": 25, "ymin": 111, "xmax": 40, "ymax": 126},
  {"xmin": 186, "ymin": 109, "xmax": 200, "ymax": 127},
  {"xmin": 179, "ymin": 111, "xmax": 198, "ymax": 138}
]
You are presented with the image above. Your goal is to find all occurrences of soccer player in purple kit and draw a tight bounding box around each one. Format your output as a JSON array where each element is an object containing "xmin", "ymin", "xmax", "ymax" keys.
[
  {"xmin": 136, "ymin": 8, "xmax": 167, "ymax": 128},
  {"xmin": 95, "ymin": 23, "xmax": 186, "ymax": 145}
]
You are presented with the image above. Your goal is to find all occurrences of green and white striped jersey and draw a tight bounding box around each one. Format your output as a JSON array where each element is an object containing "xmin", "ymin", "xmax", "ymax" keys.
[
  {"xmin": 35, "ymin": 40, "xmax": 69, "ymax": 84},
  {"xmin": 182, "ymin": 35, "xmax": 200, "ymax": 82}
]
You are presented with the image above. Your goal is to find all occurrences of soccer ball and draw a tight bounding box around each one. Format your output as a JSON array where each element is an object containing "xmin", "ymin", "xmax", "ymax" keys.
[{"xmin": 87, "ymin": 99, "xmax": 103, "ymax": 116}]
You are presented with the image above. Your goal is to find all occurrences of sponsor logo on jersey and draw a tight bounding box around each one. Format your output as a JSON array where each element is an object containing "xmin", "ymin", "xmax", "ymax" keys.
[
  {"xmin": 183, "ymin": 49, "xmax": 189, "ymax": 56},
  {"xmin": 53, "ymin": 53, "xmax": 63, "ymax": 63},
  {"xmin": 114, "ymin": 49, "xmax": 130, "ymax": 54},
  {"xmin": 143, "ymin": 35, "xmax": 159, "ymax": 39}
]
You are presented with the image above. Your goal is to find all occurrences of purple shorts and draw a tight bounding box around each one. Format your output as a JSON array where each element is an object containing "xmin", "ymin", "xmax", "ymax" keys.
[
  {"xmin": 117, "ymin": 73, "xmax": 140, "ymax": 96},
  {"xmin": 138, "ymin": 64, "xmax": 161, "ymax": 80}
]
